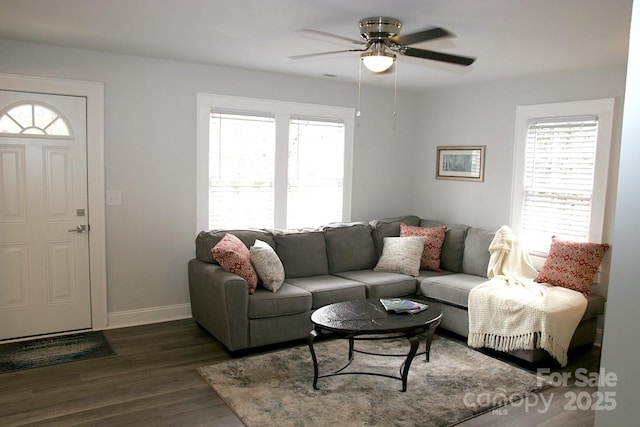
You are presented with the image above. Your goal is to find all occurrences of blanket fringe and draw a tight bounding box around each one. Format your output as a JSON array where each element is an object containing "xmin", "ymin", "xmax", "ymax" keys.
[
  {"xmin": 468, "ymin": 332, "xmax": 539, "ymax": 353},
  {"xmin": 540, "ymin": 333, "xmax": 569, "ymax": 367},
  {"xmin": 468, "ymin": 332, "xmax": 569, "ymax": 366}
]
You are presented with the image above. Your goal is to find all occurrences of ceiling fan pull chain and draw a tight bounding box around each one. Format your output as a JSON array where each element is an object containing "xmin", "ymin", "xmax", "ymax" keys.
[
  {"xmin": 393, "ymin": 60, "xmax": 398, "ymax": 118},
  {"xmin": 356, "ymin": 58, "xmax": 362, "ymax": 117}
]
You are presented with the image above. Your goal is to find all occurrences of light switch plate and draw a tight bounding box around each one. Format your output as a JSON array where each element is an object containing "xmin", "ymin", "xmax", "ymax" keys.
[{"xmin": 106, "ymin": 190, "xmax": 122, "ymax": 206}]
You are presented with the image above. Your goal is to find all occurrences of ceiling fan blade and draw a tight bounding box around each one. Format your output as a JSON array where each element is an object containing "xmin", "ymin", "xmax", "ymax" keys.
[
  {"xmin": 401, "ymin": 47, "xmax": 475, "ymax": 66},
  {"xmin": 392, "ymin": 27, "xmax": 451, "ymax": 46},
  {"xmin": 289, "ymin": 49, "xmax": 365, "ymax": 60},
  {"xmin": 297, "ymin": 29, "xmax": 364, "ymax": 46}
]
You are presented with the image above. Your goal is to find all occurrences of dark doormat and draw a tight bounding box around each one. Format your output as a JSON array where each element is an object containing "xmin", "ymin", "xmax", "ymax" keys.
[{"xmin": 0, "ymin": 331, "xmax": 115, "ymax": 373}]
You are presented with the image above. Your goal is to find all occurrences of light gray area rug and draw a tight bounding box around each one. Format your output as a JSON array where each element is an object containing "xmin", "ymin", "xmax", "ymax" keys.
[{"xmin": 198, "ymin": 335, "xmax": 550, "ymax": 427}]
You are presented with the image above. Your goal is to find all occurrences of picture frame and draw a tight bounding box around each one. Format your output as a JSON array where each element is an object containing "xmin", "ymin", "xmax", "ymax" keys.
[{"xmin": 436, "ymin": 145, "xmax": 486, "ymax": 182}]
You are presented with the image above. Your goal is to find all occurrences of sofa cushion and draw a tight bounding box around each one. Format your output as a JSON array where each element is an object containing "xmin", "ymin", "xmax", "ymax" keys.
[
  {"xmin": 274, "ymin": 231, "xmax": 329, "ymax": 278},
  {"xmin": 462, "ymin": 228, "xmax": 495, "ymax": 278},
  {"xmin": 250, "ymin": 239, "xmax": 285, "ymax": 292},
  {"xmin": 336, "ymin": 270, "xmax": 418, "ymax": 299},
  {"xmin": 323, "ymin": 224, "xmax": 378, "ymax": 274},
  {"xmin": 419, "ymin": 273, "xmax": 488, "ymax": 308},
  {"xmin": 417, "ymin": 269, "xmax": 456, "ymax": 280},
  {"xmin": 247, "ymin": 283, "xmax": 312, "ymax": 319},
  {"xmin": 285, "ymin": 276, "xmax": 366, "ymax": 309},
  {"xmin": 400, "ymin": 223, "xmax": 447, "ymax": 271},
  {"xmin": 370, "ymin": 215, "xmax": 420, "ymax": 258},
  {"xmin": 211, "ymin": 233, "xmax": 259, "ymax": 294},
  {"xmin": 583, "ymin": 293, "xmax": 606, "ymax": 319},
  {"xmin": 420, "ymin": 272, "xmax": 606, "ymax": 321},
  {"xmin": 374, "ymin": 236, "xmax": 425, "ymax": 277},
  {"xmin": 534, "ymin": 237, "xmax": 609, "ymax": 296},
  {"xmin": 196, "ymin": 229, "xmax": 275, "ymax": 263},
  {"xmin": 421, "ymin": 220, "xmax": 469, "ymax": 273}
]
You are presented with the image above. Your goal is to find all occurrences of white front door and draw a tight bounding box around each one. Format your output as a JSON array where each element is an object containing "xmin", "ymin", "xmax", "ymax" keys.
[{"xmin": 0, "ymin": 90, "xmax": 91, "ymax": 340}]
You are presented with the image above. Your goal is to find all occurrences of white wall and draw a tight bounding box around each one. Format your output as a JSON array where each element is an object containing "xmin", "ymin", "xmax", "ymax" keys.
[
  {"xmin": 0, "ymin": 38, "xmax": 419, "ymax": 321},
  {"xmin": 0, "ymin": 36, "xmax": 629, "ymax": 327},
  {"xmin": 596, "ymin": 0, "xmax": 640, "ymax": 424},
  {"xmin": 412, "ymin": 66, "xmax": 627, "ymax": 298}
]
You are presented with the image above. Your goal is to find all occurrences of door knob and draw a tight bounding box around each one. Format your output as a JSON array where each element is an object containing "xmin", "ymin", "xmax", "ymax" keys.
[{"xmin": 68, "ymin": 225, "xmax": 87, "ymax": 233}]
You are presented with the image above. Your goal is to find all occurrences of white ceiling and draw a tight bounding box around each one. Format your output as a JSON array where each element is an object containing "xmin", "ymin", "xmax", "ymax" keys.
[{"xmin": 0, "ymin": 0, "xmax": 633, "ymax": 90}]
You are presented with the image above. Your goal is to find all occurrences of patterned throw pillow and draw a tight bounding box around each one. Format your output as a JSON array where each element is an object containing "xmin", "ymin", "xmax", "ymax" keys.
[
  {"xmin": 400, "ymin": 223, "xmax": 447, "ymax": 271},
  {"xmin": 534, "ymin": 236, "xmax": 610, "ymax": 295},
  {"xmin": 211, "ymin": 233, "xmax": 258, "ymax": 294},
  {"xmin": 374, "ymin": 237, "xmax": 426, "ymax": 277},
  {"xmin": 250, "ymin": 239, "xmax": 285, "ymax": 292}
]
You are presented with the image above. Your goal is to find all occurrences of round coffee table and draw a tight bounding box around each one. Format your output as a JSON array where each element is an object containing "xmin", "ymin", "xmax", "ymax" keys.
[{"xmin": 308, "ymin": 298, "xmax": 442, "ymax": 392}]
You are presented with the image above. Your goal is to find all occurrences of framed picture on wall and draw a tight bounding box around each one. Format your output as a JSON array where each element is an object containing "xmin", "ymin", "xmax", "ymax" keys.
[{"xmin": 436, "ymin": 145, "xmax": 486, "ymax": 182}]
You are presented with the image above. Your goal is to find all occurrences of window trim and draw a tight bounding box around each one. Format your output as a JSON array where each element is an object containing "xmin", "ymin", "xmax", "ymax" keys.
[
  {"xmin": 510, "ymin": 98, "xmax": 615, "ymax": 254},
  {"xmin": 196, "ymin": 93, "xmax": 354, "ymax": 232}
]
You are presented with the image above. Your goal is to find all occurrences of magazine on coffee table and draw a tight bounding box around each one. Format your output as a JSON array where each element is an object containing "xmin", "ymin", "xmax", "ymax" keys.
[{"xmin": 379, "ymin": 298, "xmax": 429, "ymax": 314}]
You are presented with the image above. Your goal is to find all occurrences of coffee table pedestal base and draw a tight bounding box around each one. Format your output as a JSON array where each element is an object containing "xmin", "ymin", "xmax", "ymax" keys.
[{"xmin": 307, "ymin": 321, "xmax": 439, "ymax": 392}]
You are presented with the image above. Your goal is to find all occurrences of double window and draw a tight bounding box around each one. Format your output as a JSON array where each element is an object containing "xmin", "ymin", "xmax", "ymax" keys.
[
  {"xmin": 511, "ymin": 99, "xmax": 614, "ymax": 254},
  {"xmin": 196, "ymin": 94, "xmax": 354, "ymax": 230}
]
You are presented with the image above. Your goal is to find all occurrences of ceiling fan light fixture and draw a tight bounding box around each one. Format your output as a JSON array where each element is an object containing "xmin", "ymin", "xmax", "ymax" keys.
[
  {"xmin": 361, "ymin": 48, "xmax": 396, "ymax": 73},
  {"xmin": 295, "ymin": 17, "xmax": 475, "ymax": 73}
]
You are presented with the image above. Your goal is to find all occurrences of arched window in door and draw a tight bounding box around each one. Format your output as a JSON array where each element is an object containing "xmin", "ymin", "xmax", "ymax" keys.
[{"xmin": 0, "ymin": 102, "xmax": 72, "ymax": 137}]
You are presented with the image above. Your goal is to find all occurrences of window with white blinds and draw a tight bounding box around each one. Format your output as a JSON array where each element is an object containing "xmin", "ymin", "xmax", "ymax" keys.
[
  {"xmin": 196, "ymin": 94, "xmax": 354, "ymax": 231},
  {"xmin": 511, "ymin": 99, "xmax": 614, "ymax": 255},
  {"xmin": 287, "ymin": 118, "xmax": 345, "ymax": 229},
  {"xmin": 208, "ymin": 112, "xmax": 276, "ymax": 229},
  {"xmin": 520, "ymin": 117, "xmax": 598, "ymax": 252}
]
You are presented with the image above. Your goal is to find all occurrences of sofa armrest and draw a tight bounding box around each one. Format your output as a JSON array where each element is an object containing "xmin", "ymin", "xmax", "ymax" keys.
[{"xmin": 188, "ymin": 258, "xmax": 250, "ymax": 351}]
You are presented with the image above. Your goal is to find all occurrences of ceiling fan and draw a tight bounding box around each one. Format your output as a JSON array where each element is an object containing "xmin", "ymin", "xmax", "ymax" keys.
[{"xmin": 291, "ymin": 17, "xmax": 476, "ymax": 73}]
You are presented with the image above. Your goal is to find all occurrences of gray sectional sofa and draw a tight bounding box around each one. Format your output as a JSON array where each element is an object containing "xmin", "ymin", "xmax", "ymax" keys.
[{"xmin": 187, "ymin": 215, "xmax": 605, "ymax": 362}]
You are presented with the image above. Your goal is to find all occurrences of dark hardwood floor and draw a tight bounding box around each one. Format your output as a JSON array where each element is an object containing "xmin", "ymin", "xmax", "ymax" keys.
[{"xmin": 0, "ymin": 319, "xmax": 600, "ymax": 426}]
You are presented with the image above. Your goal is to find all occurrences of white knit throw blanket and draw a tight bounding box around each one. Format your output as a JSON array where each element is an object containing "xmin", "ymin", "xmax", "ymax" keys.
[{"xmin": 467, "ymin": 225, "xmax": 587, "ymax": 366}]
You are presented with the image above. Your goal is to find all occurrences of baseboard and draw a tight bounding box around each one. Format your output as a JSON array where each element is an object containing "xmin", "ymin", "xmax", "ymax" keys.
[
  {"xmin": 595, "ymin": 328, "xmax": 603, "ymax": 347},
  {"xmin": 105, "ymin": 303, "xmax": 192, "ymax": 329}
]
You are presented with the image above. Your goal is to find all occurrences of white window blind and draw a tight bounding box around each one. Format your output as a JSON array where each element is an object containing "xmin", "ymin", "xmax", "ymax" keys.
[
  {"xmin": 520, "ymin": 116, "xmax": 599, "ymax": 253},
  {"xmin": 287, "ymin": 118, "xmax": 345, "ymax": 229},
  {"xmin": 208, "ymin": 111, "xmax": 275, "ymax": 229}
]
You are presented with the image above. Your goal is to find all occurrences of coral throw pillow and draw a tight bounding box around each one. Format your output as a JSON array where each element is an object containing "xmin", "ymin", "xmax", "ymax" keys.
[
  {"xmin": 211, "ymin": 233, "xmax": 258, "ymax": 294},
  {"xmin": 534, "ymin": 236, "xmax": 610, "ymax": 295},
  {"xmin": 400, "ymin": 223, "xmax": 447, "ymax": 271}
]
